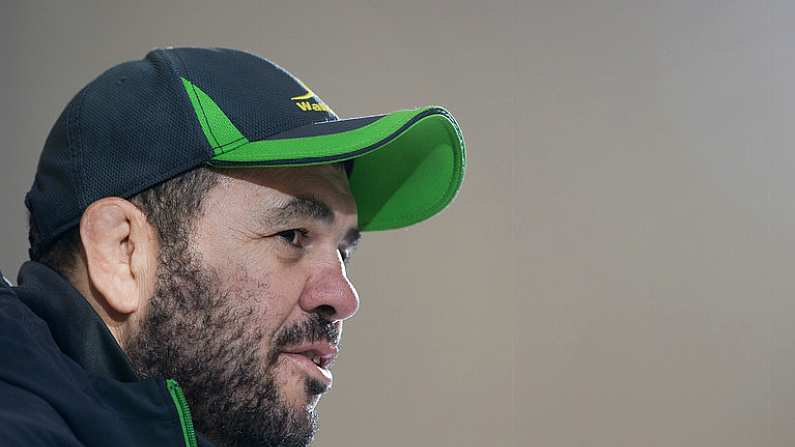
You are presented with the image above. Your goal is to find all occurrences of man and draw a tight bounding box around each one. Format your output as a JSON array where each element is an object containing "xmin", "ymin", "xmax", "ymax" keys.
[{"xmin": 0, "ymin": 47, "xmax": 465, "ymax": 446}]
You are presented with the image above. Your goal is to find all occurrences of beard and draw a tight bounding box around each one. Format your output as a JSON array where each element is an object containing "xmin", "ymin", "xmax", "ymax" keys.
[{"xmin": 124, "ymin": 235, "xmax": 339, "ymax": 447}]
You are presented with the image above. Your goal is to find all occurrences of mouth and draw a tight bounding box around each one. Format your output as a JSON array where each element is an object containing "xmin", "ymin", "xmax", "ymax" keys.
[{"xmin": 280, "ymin": 342, "xmax": 338, "ymax": 386}]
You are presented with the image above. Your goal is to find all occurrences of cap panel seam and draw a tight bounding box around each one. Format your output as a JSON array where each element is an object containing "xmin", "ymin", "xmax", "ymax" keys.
[
  {"xmin": 186, "ymin": 77, "xmax": 221, "ymax": 148},
  {"xmin": 171, "ymin": 50, "xmax": 222, "ymax": 149},
  {"xmin": 152, "ymin": 49, "xmax": 214, "ymax": 160},
  {"xmin": 68, "ymin": 85, "xmax": 91, "ymax": 212},
  {"xmin": 213, "ymin": 135, "xmax": 246, "ymax": 151}
]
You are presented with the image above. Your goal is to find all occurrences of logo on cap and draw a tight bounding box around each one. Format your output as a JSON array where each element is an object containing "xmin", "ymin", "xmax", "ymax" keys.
[{"xmin": 290, "ymin": 81, "xmax": 332, "ymax": 113}]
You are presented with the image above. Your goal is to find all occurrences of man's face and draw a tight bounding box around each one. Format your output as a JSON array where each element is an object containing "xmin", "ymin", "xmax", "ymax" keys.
[{"xmin": 126, "ymin": 164, "xmax": 360, "ymax": 447}]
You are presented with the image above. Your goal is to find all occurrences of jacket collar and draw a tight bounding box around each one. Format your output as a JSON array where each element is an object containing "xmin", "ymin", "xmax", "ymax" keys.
[{"xmin": 14, "ymin": 261, "xmax": 139, "ymax": 382}]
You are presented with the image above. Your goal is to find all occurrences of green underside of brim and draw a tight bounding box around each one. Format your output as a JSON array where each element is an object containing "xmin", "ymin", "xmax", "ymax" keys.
[
  {"xmin": 209, "ymin": 108, "xmax": 465, "ymax": 231},
  {"xmin": 346, "ymin": 112, "xmax": 466, "ymax": 230},
  {"xmin": 181, "ymin": 76, "xmax": 465, "ymax": 230}
]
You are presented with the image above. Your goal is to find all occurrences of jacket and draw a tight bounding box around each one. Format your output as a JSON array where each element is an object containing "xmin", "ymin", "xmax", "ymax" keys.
[{"xmin": 0, "ymin": 261, "xmax": 215, "ymax": 446}]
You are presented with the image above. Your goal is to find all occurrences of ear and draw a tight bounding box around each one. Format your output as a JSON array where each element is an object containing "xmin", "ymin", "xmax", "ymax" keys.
[{"xmin": 80, "ymin": 197, "xmax": 158, "ymax": 316}]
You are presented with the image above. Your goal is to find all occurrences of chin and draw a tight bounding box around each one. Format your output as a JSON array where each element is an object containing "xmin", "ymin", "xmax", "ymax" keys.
[{"xmin": 276, "ymin": 362, "xmax": 328, "ymax": 410}]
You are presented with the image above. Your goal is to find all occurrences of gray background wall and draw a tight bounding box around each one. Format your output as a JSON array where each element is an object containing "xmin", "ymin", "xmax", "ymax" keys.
[{"xmin": 2, "ymin": 1, "xmax": 794, "ymax": 446}]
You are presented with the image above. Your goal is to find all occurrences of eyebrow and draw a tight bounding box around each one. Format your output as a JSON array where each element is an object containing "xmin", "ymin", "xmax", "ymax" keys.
[
  {"xmin": 343, "ymin": 227, "xmax": 362, "ymax": 249},
  {"xmin": 265, "ymin": 196, "xmax": 335, "ymax": 226},
  {"xmin": 261, "ymin": 197, "xmax": 361, "ymax": 247}
]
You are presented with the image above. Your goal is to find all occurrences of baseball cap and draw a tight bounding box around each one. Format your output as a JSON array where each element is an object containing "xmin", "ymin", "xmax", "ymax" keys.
[{"xmin": 25, "ymin": 47, "xmax": 466, "ymax": 259}]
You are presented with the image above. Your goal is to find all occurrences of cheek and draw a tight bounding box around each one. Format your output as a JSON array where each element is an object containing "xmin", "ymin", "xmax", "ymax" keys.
[{"xmin": 214, "ymin": 260, "xmax": 306, "ymax": 329}]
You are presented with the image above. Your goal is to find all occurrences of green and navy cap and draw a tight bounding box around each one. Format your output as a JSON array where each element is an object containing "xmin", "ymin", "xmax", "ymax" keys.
[{"xmin": 25, "ymin": 47, "xmax": 466, "ymax": 258}]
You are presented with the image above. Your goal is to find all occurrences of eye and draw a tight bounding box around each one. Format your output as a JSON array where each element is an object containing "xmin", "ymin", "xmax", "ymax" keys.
[{"xmin": 276, "ymin": 229, "xmax": 308, "ymax": 247}]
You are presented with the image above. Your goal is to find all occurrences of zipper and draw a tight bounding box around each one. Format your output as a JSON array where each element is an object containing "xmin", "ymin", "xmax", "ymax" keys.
[{"xmin": 166, "ymin": 379, "xmax": 198, "ymax": 447}]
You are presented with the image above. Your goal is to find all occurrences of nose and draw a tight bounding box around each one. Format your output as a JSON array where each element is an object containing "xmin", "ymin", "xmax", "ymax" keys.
[{"xmin": 298, "ymin": 251, "xmax": 359, "ymax": 322}]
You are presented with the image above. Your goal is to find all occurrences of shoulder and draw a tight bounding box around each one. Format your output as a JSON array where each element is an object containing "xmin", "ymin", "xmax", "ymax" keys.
[
  {"xmin": 0, "ymin": 381, "xmax": 84, "ymax": 446},
  {"xmin": 0, "ymin": 287, "xmax": 85, "ymax": 446},
  {"xmin": 0, "ymin": 282, "xmax": 55, "ymax": 349}
]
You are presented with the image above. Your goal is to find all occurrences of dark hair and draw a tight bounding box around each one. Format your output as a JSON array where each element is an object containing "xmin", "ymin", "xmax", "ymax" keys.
[
  {"xmin": 29, "ymin": 166, "xmax": 222, "ymax": 278},
  {"xmin": 28, "ymin": 160, "xmax": 353, "ymax": 278}
]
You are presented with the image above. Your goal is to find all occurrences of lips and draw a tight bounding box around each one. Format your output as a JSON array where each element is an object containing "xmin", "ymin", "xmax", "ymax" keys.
[{"xmin": 280, "ymin": 342, "xmax": 338, "ymax": 383}]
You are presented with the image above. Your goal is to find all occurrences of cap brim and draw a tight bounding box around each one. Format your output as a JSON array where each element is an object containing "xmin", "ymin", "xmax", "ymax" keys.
[{"xmin": 208, "ymin": 106, "xmax": 466, "ymax": 231}]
